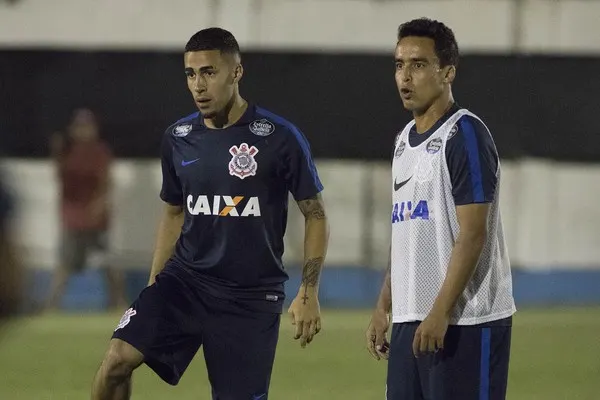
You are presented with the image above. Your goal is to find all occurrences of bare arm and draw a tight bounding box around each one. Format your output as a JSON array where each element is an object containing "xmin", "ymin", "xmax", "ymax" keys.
[
  {"xmin": 147, "ymin": 203, "xmax": 184, "ymax": 285},
  {"xmin": 375, "ymin": 245, "xmax": 392, "ymax": 313},
  {"xmin": 296, "ymin": 193, "xmax": 329, "ymax": 302},
  {"xmin": 366, "ymin": 243, "xmax": 393, "ymax": 360},
  {"xmin": 429, "ymin": 203, "xmax": 489, "ymax": 317}
]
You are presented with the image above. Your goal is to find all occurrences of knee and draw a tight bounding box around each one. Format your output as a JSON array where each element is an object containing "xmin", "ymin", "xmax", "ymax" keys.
[{"xmin": 101, "ymin": 340, "xmax": 143, "ymax": 382}]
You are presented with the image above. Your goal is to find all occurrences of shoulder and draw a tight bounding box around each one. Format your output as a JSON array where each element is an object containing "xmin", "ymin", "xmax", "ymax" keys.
[
  {"xmin": 393, "ymin": 128, "xmax": 405, "ymax": 149},
  {"xmin": 446, "ymin": 113, "xmax": 496, "ymax": 154},
  {"xmin": 454, "ymin": 112, "xmax": 493, "ymax": 142},
  {"xmin": 445, "ymin": 112, "xmax": 499, "ymax": 179},
  {"xmin": 254, "ymin": 106, "xmax": 307, "ymax": 144},
  {"xmin": 164, "ymin": 111, "xmax": 200, "ymax": 138},
  {"xmin": 394, "ymin": 119, "xmax": 415, "ymax": 144}
]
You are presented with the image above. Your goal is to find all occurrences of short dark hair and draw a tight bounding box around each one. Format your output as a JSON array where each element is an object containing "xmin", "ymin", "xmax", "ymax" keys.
[
  {"xmin": 397, "ymin": 18, "xmax": 459, "ymax": 67},
  {"xmin": 185, "ymin": 27, "xmax": 240, "ymax": 56}
]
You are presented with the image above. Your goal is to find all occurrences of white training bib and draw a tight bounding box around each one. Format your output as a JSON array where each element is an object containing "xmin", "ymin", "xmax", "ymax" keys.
[{"xmin": 390, "ymin": 109, "xmax": 516, "ymax": 325}]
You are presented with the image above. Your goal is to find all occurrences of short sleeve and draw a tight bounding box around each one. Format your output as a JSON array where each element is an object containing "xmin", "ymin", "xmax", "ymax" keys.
[
  {"xmin": 284, "ymin": 126, "xmax": 324, "ymax": 201},
  {"xmin": 445, "ymin": 116, "xmax": 499, "ymax": 205},
  {"xmin": 159, "ymin": 133, "xmax": 183, "ymax": 205}
]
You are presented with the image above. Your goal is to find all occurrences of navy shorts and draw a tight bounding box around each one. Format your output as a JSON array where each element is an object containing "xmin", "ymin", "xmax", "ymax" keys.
[
  {"xmin": 112, "ymin": 265, "xmax": 280, "ymax": 400},
  {"xmin": 386, "ymin": 318, "xmax": 512, "ymax": 400}
]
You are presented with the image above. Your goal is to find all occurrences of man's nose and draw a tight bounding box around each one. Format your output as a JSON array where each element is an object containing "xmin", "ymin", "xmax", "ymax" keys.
[{"xmin": 193, "ymin": 76, "xmax": 206, "ymax": 92}]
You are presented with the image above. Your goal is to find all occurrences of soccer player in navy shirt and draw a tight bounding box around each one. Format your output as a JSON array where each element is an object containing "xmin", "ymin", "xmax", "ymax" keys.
[
  {"xmin": 366, "ymin": 18, "xmax": 515, "ymax": 399},
  {"xmin": 91, "ymin": 28, "xmax": 329, "ymax": 400}
]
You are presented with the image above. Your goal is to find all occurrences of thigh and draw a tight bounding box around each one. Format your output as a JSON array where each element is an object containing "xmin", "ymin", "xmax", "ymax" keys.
[
  {"xmin": 386, "ymin": 322, "xmax": 424, "ymax": 400},
  {"xmin": 203, "ymin": 302, "xmax": 281, "ymax": 400},
  {"xmin": 421, "ymin": 324, "xmax": 512, "ymax": 400},
  {"xmin": 112, "ymin": 269, "xmax": 205, "ymax": 386}
]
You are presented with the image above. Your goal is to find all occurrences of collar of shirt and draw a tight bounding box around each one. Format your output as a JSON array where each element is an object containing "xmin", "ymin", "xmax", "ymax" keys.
[{"xmin": 193, "ymin": 103, "xmax": 257, "ymax": 130}]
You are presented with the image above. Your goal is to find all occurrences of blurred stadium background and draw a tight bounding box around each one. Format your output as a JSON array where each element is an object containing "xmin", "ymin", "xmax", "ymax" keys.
[{"xmin": 1, "ymin": 0, "xmax": 599, "ymax": 399}]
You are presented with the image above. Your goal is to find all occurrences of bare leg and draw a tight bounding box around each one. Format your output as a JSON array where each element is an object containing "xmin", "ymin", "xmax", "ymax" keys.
[{"xmin": 91, "ymin": 339, "xmax": 144, "ymax": 400}]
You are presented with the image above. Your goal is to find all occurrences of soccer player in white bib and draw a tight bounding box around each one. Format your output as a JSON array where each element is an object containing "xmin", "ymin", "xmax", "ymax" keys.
[{"xmin": 366, "ymin": 18, "xmax": 516, "ymax": 400}]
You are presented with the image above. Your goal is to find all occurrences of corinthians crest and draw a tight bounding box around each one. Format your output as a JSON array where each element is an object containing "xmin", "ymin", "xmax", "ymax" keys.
[
  {"xmin": 115, "ymin": 307, "xmax": 136, "ymax": 331},
  {"xmin": 229, "ymin": 142, "xmax": 259, "ymax": 179}
]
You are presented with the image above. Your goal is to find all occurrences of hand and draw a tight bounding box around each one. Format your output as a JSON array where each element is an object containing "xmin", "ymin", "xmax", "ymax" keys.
[
  {"xmin": 287, "ymin": 288, "xmax": 321, "ymax": 348},
  {"xmin": 366, "ymin": 308, "xmax": 390, "ymax": 360},
  {"xmin": 412, "ymin": 310, "xmax": 450, "ymax": 357}
]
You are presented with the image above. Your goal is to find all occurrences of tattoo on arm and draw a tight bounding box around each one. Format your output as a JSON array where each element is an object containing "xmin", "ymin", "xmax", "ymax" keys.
[
  {"xmin": 297, "ymin": 194, "xmax": 326, "ymax": 220},
  {"xmin": 301, "ymin": 257, "xmax": 324, "ymax": 303},
  {"xmin": 302, "ymin": 257, "xmax": 323, "ymax": 287}
]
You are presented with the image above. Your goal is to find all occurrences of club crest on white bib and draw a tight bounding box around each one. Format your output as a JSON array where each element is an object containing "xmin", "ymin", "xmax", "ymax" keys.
[{"xmin": 229, "ymin": 143, "xmax": 259, "ymax": 179}]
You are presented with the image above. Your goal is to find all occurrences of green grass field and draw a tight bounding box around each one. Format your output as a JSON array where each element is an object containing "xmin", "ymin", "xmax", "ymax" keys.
[{"xmin": 0, "ymin": 308, "xmax": 599, "ymax": 399}]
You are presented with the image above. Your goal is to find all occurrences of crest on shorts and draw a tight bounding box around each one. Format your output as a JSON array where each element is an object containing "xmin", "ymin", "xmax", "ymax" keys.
[
  {"xmin": 115, "ymin": 307, "xmax": 137, "ymax": 331},
  {"xmin": 172, "ymin": 123, "xmax": 192, "ymax": 137},
  {"xmin": 249, "ymin": 119, "xmax": 275, "ymax": 136},
  {"xmin": 229, "ymin": 143, "xmax": 259, "ymax": 179}
]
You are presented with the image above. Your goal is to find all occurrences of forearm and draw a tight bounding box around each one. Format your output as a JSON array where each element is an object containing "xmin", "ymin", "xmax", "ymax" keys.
[
  {"xmin": 295, "ymin": 193, "xmax": 329, "ymax": 301},
  {"xmin": 299, "ymin": 217, "xmax": 329, "ymax": 296},
  {"xmin": 430, "ymin": 230, "xmax": 486, "ymax": 317},
  {"xmin": 148, "ymin": 206, "xmax": 184, "ymax": 285},
  {"xmin": 376, "ymin": 249, "xmax": 392, "ymax": 313}
]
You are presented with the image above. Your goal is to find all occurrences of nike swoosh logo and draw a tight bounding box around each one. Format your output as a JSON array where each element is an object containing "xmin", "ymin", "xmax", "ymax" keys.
[
  {"xmin": 252, "ymin": 394, "xmax": 266, "ymax": 400},
  {"xmin": 394, "ymin": 176, "xmax": 412, "ymax": 191},
  {"xmin": 181, "ymin": 158, "xmax": 200, "ymax": 167}
]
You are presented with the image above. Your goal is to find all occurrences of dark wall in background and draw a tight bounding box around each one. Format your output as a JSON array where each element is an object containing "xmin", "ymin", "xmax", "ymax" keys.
[{"xmin": 1, "ymin": 49, "xmax": 598, "ymax": 161}]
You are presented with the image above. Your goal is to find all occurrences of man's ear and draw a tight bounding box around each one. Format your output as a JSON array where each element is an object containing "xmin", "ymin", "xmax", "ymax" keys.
[
  {"xmin": 443, "ymin": 65, "xmax": 456, "ymax": 84},
  {"xmin": 233, "ymin": 63, "xmax": 244, "ymax": 84}
]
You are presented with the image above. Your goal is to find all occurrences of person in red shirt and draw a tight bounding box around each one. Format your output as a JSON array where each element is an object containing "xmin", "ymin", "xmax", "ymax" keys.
[{"xmin": 46, "ymin": 109, "xmax": 127, "ymax": 311}]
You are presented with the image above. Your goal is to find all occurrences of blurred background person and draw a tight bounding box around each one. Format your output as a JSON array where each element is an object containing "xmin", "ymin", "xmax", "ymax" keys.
[
  {"xmin": 0, "ymin": 167, "xmax": 23, "ymax": 331},
  {"xmin": 45, "ymin": 108, "xmax": 127, "ymax": 312}
]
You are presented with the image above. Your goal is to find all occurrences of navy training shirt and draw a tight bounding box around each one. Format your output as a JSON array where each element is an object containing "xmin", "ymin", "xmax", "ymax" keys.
[
  {"xmin": 406, "ymin": 103, "xmax": 499, "ymax": 205},
  {"xmin": 160, "ymin": 104, "xmax": 323, "ymax": 310}
]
